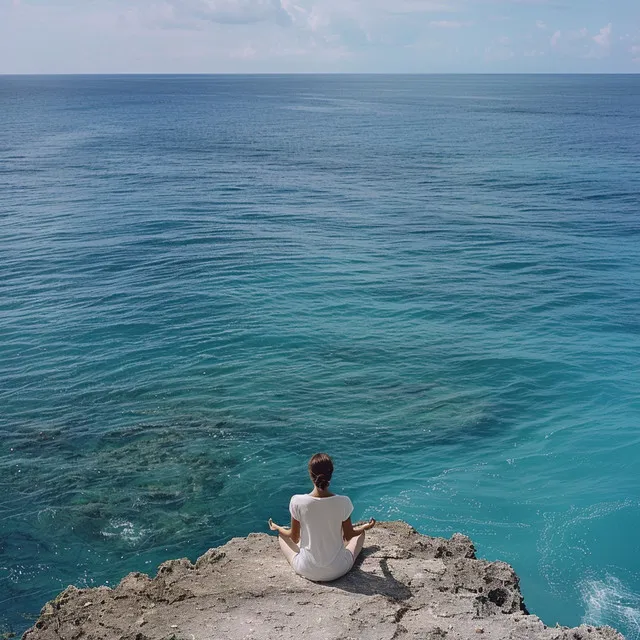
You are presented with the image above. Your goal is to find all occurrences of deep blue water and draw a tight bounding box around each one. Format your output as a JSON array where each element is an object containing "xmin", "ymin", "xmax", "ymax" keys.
[{"xmin": 1, "ymin": 74, "xmax": 639, "ymax": 638}]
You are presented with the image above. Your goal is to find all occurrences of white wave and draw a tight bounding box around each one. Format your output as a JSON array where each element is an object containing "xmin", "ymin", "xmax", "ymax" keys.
[
  {"xmin": 580, "ymin": 573, "xmax": 640, "ymax": 639},
  {"xmin": 538, "ymin": 499, "xmax": 635, "ymax": 591},
  {"xmin": 100, "ymin": 519, "xmax": 148, "ymax": 545}
]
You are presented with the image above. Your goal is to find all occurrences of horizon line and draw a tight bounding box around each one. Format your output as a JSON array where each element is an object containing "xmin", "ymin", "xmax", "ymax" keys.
[{"xmin": 1, "ymin": 71, "xmax": 639, "ymax": 77}]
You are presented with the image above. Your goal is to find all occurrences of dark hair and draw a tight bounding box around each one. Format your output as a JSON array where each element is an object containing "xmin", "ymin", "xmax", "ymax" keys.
[{"xmin": 309, "ymin": 453, "xmax": 333, "ymax": 491}]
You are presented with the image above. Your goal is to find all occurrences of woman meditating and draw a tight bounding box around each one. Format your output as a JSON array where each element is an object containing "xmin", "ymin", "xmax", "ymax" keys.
[{"xmin": 268, "ymin": 452, "xmax": 375, "ymax": 581}]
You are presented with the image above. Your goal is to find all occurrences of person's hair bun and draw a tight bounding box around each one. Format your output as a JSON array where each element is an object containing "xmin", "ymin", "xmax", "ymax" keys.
[{"xmin": 309, "ymin": 452, "xmax": 333, "ymax": 491}]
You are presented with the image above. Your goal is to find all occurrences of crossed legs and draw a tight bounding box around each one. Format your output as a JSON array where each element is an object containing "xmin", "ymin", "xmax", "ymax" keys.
[
  {"xmin": 278, "ymin": 534, "xmax": 300, "ymax": 567},
  {"xmin": 278, "ymin": 531, "xmax": 366, "ymax": 570},
  {"xmin": 345, "ymin": 531, "xmax": 366, "ymax": 563}
]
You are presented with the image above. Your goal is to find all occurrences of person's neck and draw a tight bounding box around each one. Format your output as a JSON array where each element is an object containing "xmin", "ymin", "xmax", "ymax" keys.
[{"xmin": 310, "ymin": 487, "xmax": 333, "ymax": 498}]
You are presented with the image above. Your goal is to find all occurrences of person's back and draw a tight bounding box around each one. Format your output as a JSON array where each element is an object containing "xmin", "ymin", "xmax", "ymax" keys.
[
  {"xmin": 289, "ymin": 493, "xmax": 353, "ymax": 581},
  {"xmin": 268, "ymin": 453, "xmax": 375, "ymax": 582}
]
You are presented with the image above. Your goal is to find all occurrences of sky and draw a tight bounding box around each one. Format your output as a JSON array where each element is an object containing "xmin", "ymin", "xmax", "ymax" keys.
[{"xmin": 1, "ymin": 0, "xmax": 639, "ymax": 74}]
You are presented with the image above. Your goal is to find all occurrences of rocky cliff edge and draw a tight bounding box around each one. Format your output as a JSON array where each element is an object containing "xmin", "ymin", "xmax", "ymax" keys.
[{"xmin": 23, "ymin": 521, "xmax": 622, "ymax": 640}]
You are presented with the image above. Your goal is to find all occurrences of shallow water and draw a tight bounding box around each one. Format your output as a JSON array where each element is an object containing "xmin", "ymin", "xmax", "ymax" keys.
[{"xmin": 1, "ymin": 74, "xmax": 639, "ymax": 637}]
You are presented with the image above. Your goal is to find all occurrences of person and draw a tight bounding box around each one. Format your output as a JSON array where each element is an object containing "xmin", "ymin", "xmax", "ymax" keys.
[{"xmin": 268, "ymin": 452, "xmax": 376, "ymax": 581}]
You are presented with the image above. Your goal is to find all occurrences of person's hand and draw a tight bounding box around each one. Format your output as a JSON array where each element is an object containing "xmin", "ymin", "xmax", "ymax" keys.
[
  {"xmin": 268, "ymin": 518, "xmax": 280, "ymax": 532},
  {"xmin": 365, "ymin": 518, "xmax": 376, "ymax": 530}
]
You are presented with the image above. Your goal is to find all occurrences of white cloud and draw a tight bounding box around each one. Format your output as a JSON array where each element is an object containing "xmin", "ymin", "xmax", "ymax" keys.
[
  {"xmin": 535, "ymin": 20, "xmax": 546, "ymax": 29},
  {"xmin": 228, "ymin": 43, "xmax": 257, "ymax": 57},
  {"xmin": 166, "ymin": 0, "xmax": 292, "ymax": 25},
  {"xmin": 384, "ymin": 0, "xmax": 456, "ymax": 14},
  {"xmin": 593, "ymin": 23, "xmax": 612, "ymax": 49},
  {"xmin": 484, "ymin": 44, "xmax": 514, "ymax": 61},
  {"xmin": 484, "ymin": 33, "xmax": 514, "ymax": 63},
  {"xmin": 549, "ymin": 23, "xmax": 614, "ymax": 59},
  {"xmin": 429, "ymin": 20, "xmax": 470, "ymax": 28}
]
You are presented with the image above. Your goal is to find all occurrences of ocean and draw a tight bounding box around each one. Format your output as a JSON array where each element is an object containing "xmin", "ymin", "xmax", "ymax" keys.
[{"xmin": 0, "ymin": 74, "xmax": 638, "ymax": 638}]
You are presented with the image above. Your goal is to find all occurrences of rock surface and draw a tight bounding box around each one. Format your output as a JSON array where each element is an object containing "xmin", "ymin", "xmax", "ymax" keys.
[{"xmin": 23, "ymin": 521, "xmax": 621, "ymax": 640}]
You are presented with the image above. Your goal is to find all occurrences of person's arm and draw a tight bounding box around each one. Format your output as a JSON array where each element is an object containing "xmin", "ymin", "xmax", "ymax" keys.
[
  {"xmin": 342, "ymin": 516, "xmax": 376, "ymax": 541},
  {"xmin": 268, "ymin": 517, "xmax": 301, "ymax": 544}
]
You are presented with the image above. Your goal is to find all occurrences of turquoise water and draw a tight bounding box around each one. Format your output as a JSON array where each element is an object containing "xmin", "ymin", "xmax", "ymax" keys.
[{"xmin": 1, "ymin": 75, "xmax": 639, "ymax": 637}]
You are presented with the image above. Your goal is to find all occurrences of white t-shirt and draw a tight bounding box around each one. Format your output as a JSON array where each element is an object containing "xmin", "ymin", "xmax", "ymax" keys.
[{"xmin": 289, "ymin": 493, "xmax": 354, "ymax": 581}]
